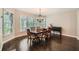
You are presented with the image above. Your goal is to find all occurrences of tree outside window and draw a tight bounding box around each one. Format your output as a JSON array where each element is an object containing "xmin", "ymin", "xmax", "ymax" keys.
[{"xmin": 3, "ymin": 9, "xmax": 13, "ymax": 36}]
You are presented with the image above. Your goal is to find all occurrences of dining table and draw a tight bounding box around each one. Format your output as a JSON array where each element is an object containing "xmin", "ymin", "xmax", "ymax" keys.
[{"xmin": 27, "ymin": 28, "xmax": 51, "ymax": 46}]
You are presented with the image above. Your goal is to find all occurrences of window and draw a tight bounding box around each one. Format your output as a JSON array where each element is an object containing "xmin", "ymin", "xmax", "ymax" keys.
[
  {"xmin": 3, "ymin": 10, "xmax": 13, "ymax": 36},
  {"xmin": 20, "ymin": 16, "xmax": 46, "ymax": 32},
  {"xmin": 27, "ymin": 17, "xmax": 34, "ymax": 28},
  {"xmin": 20, "ymin": 16, "xmax": 34, "ymax": 32},
  {"xmin": 20, "ymin": 16, "xmax": 27, "ymax": 32}
]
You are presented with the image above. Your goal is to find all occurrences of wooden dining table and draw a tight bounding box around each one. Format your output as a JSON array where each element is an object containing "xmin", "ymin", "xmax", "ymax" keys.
[
  {"xmin": 27, "ymin": 28, "xmax": 51, "ymax": 46},
  {"xmin": 27, "ymin": 26, "xmax": 62, "ymax": 47}
]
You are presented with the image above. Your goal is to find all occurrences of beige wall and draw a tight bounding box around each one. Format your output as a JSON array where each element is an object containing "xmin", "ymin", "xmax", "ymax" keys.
[
  {"xmin": 46, "ymin": 10, "xmax": 77, "ymax": 37},
  {"xmin": 77, "ymin": 10, "xmax": 79, "ymax": 40},
  {"xmin": 14, "ymin": 10, "xmax": 32, "ymax": 36}
]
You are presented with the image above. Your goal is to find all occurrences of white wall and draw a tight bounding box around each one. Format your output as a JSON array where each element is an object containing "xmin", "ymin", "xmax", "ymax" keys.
[
  {"xmin": 0, "ymin": 9, "xmax": 2, "ymax": 50},
  {"xmin": 77, "ymin": 10, "xmax": 79, "ymax": 40},
  {"xmin": 46, "ymin": 10, "xmax": 77, "ymax": 37}
]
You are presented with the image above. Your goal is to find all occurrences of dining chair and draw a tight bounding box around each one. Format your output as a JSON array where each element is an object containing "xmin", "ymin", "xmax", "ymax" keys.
[
  {"xmin": 47, "ymin": 27, "xmax": 51, "ymax": 39},
  {"xmin": 42, "ymin": 28, "xmax": 48, "ymax": 41},
  {"xmin": 27, "ymin": 29, "xmax": 32, "ymax": 46},
  {"xmin": 27, "ymin": 29, "xmax": 36, "ymax": 46}
]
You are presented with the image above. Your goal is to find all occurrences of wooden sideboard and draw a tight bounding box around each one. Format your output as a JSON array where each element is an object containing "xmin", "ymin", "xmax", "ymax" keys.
[{"xmin": 52, "ymin": 27, "xmax": 62, "ymax": 39}]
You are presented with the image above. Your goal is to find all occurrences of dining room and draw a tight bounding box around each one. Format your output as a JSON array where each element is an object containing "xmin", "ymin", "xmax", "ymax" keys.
[{"xmin": 0, "ymin": 8, "xmax": 79, "ymax": 51}]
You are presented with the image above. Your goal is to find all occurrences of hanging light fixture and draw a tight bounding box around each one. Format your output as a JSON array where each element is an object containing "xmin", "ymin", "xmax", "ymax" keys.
[{"xmin": 37, "ymin": 8, "xmax": 45, "ymax": 23}]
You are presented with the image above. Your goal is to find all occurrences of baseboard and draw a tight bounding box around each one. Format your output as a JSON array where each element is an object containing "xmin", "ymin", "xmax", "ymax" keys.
[
  {"xmin": 62, "ymin": 34, "xmax": 76, "ymax": 38},
  {"xmin": 0, "ymin": 45, "xmax": 2, "ymax": 51},
  {"xmin": 62, "ymin": 34, "xmax": 79, "ymax": 40},
  {"xmin": 77, "ymin": 37, "xmax": 79, "ymax": 40},
  {"xmin": 3, "ymin": 34, "xmax": 26, "ymax": 44}
]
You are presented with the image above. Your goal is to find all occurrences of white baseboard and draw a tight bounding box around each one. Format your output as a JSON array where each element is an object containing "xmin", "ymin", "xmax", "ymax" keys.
[
  {"xmin": 77, "ymin": 37, "xmax": 79, "ymax": 40},
  {"xmin": 62, "ymin": 34, "xmax": 79, "ymax": 40},
  {"xmin": 62, "ymin": 34, "xmax": 77, "ymax": 38},
  {"xmin": 3, "ymin": 34, "xmax": 26, "ymax": 44},
  {"xmin": 0, "ymin": 45, "xmax": 2, "ymax": 51}
]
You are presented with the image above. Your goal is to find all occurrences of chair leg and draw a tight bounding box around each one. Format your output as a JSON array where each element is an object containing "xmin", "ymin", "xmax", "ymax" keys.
[
  {"xmin": 30, "ymin": 39, "xmax": 31, "ymax": 47},
  {"xmin": 60, "ymin": 31, "xmax": 62, "ymax": 39}
]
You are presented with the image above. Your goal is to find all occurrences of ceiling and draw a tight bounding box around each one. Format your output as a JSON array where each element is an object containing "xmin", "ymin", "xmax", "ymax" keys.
[{"xmin": 16, "ymin": 8, "xmax": 78, "ymax": 16}]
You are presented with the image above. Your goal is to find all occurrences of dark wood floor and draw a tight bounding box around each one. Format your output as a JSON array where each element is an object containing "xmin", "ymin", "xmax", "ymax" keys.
[{"xmin": 2, "ymin": 35, "xmax": 79, "ymax": 51}]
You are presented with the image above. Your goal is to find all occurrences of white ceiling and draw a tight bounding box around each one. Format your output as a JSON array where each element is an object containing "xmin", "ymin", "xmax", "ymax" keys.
[{"xmin": 16, "ymin": 8, "xmax": 77, "ymax": 16}]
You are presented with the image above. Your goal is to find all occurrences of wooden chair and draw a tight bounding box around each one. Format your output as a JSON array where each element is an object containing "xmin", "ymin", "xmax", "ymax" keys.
[
  {"xmin": 27, "ymin": 29, "xmax": 35, "ymax": 46},
  {"xmin": 27, "ymin": 29, "xmax": 32, "ymax": 46},
  {"xmin": 42, "ymin": 28, "xmax": 48, "ymax": 41},
  {"xmin": 47, "ymin": 27, "xmax": 51, "ymax": 39}
]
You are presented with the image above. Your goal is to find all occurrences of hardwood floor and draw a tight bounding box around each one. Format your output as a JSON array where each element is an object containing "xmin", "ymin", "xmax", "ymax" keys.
[
  {"xmin": 30, "ymin": 36, "xmax": 77, "ymax": 51},
  {"xmin": 2, "ymin": 35, "xmax": 79, "ymax": 51}
]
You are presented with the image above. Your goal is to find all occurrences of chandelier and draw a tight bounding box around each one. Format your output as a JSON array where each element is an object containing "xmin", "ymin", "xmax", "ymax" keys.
[{"xmin": 37, "ymin": 8, "xmax": 46, "ymax": 23}]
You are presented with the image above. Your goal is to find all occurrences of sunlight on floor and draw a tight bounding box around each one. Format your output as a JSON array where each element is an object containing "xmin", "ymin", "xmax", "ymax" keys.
[{"xmin": 18, "ymin": 38, "xmax": 30, "ymax": 51}]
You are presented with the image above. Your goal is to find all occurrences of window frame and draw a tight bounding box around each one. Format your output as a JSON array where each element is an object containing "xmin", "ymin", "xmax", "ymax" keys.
[
  {"xmin": 3, "ymin": 9, "xmax": 13, "ymax": 37},
  {"xmin": 20, "ymin": 16, "xmax": 28, "ymax": 32}
]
